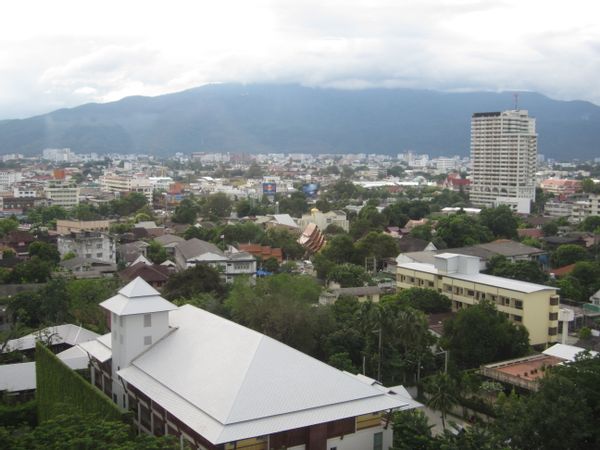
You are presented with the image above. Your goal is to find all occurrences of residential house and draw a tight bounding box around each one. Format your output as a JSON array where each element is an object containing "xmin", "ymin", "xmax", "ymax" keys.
[
  {"xmin": 174, "ymin": 239, "xmax": 256, "ymax": 283},
  {"xmin": 78, "ymin": 278, "xmax": 419, "ymax": 450},
  {"xmin": 119, "ymin": 261, "xmax": 172, "ymax": 289},
  {"xmin": 2, "ymin": 230, "xmax": 35, "ymax": 257},
  {"xmin": 319, "ymin": 286, "xmax": 383, "ymax": 305}
]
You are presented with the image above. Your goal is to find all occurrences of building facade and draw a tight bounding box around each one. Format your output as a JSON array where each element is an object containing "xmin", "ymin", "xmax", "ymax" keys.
[
  {"xmin": 44, "ymin": 181, "xmax": 80, "ymax": 208},
  {"xmin": 57, "ymin": 232, "xmax": 117, "ymax": 263},
  {"xmin": 397, "ymin": 253, "xmax": 560, "ymax": 346},
  {"xmin": 78, "ymin": 278, "xmax": 419, "ymax": 450},
  {"xmin": 470, "ymin": 110, "xmax": 537, "ymax": 214}
]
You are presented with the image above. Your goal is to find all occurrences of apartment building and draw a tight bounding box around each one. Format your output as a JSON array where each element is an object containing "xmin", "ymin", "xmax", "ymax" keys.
[
  {"xmin": 397, "ymin": 253, "xmax": 560, "ymax": 346},
  {"xmin": 99, "ymin": 172, "xmax": 153, "ymax": 202},
  {"xmin": 470, "ymin": 110, "xmax": 537, "ymax": 214},
  {"xmin": 57, "ymin": 232, "xmax": 116, "ymax": 263},
  {"xmin": 0, "ymin": 171, "xmax": 22, "ymax": 190},
  {"xmin": 56, "ymin": 219, "xmax": 111, "ymax": 235},
  {"xmin": 44, "ymin": 181, "xmax": 80, "ymax": 208},
  {"xmin": 78, "ymin": 278, "xmax": 419, "ymax": 450}
]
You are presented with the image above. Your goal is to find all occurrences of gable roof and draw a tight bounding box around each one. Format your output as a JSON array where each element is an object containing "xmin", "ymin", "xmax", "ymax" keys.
[
  {"xmin": 176, "ymin": 238, "xmax": 224, "ymax": 260},
  {"xmin": 3, "ymin": 324, "xmax": 99, "ymax": 353},
  {"xmin": 100, "ymin": 277, "xmax": 177, "ymax": 316},
  {"xmin": 117, "ymin": 304, "xmax": 415, "ymax": 444},
  {"xmin": 154, "ymin": 234, "xmax": 185, "ymax": 246},
  {"xmin": 120, "ymin": 262, "xmax": 171, "ymax": 283}
]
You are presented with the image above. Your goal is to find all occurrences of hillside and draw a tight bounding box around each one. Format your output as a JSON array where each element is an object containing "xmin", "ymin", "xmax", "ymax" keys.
[{"xmin": 0, "ymin": 84, "xmax": 599, "ymax": 159}]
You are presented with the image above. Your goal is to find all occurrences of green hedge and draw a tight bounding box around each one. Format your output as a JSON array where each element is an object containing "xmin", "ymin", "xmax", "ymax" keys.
[
  {"xmin": 0, "ymin": 399, "xmax": 37, "ymax": 427},
  {"xmin": 35, "ymin": 342, "xmax": 130, "ymax": 423}
]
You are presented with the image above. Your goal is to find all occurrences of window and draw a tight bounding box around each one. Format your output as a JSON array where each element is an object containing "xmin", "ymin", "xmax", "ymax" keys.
[
  {"xmin": 548, "ymin": 327, "xmax": 558, "ymax": 336},
  {"xmin": 373, "ymin": 432, "xmax": 383, "ymax": 450},
  {"xmin": 119, "ymin": 316, "xmax": 123, "ymax": 327},
  {"xmin": 144, "ymin": 336, "xmax": 152, "ymax": 345},
  {"xmin": 513, "ymin": 315, "xmax": 522, "ymax": 322},
  {"xmin": 144, "ymin": 314, "xmax": 152, "ymax": 328},
  {"xmin": 550, "ymin": 296, "xmax": 559, "ymax": 306},
  {"xmin": 549, "ymin": 312, "xmax": 558, "ymax": 321},
  {"xmin": 96, "ymin": 253, "xmax": 103, "ymax": 258},
  {"xmin": 514, "ymin": 300, "xmax": 523, "ymax": 310}
]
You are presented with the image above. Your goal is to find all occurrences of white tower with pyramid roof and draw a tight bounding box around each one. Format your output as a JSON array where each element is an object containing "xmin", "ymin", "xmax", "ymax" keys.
[{"xmin": 100, "ymin": 277, "xmax": 177, "ymax": 408}]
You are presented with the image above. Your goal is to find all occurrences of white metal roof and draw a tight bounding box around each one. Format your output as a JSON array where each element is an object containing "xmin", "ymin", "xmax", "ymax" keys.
[
  {"xmin": 117, "ymin": 304, "xmax": 416, "ymax": 444},
  {"xmin": 3, "ymin": 324, "xmax": 99, "ymax": 353},
  {"xmin": 271, "ymin": 214, "xmax": 299, "ymax": 228},
  {"xmin": 78, "ymin": 333, "xmax": 112, "ymax": 363},
  {"xmin": 398, "ymin": 262, "xmax": 556, "ymax": 294},
  {"xmin": 542, "ymin": 343, "xmax": 598, "ymax": 362},
  {"xmin": 0, "ymin": 346, "xmax": 91, "ymax": 392},
  {"xmin": 100, "ymin": 277, "xmax": 177, "ymax": 316}
]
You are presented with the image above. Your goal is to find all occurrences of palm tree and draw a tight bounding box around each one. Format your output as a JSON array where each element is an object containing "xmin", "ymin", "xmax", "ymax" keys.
[{"xmin": 425, "ymin": 372, "xmax": 459, "ymax": 429}]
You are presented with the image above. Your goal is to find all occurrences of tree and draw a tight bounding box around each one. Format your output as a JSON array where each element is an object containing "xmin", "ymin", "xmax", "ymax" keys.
[
  {"xmin": 172, "ymin": 198, "xmax": 198, "ymax": 224},
  {"xmin": 262, "ymin": 228, "xmax": 304, "ymax": 260},
  {"xmin": 580, "ymin": 215, "xmax": 600, "ymax": 232},
  {"xmin": 391, "ymin": 410, "xmax": 433, "ymax": 450},
  {"xmin": 146, "ymin": 241, "xmax": 168, "ymax": 264},
  {"xmin": 245, "ymin": 162, "xmax": 263, "ymax": 178},
  {"xmin": 28, "ymin": 241, "xmax": 60, "ymax": 266},
  {"xmin": 262, "ymin": 257, "xmax": 280, "ymax": 273},
  {"xmin": 8, "ymin": 257, "xmax": 53, "ymax": 284},
  {"xmin": 225, "ymin": 274, "xmax": 321, "ymax": 354},
  {"xmin": 494, "ymin": 354, "xmax": 600, "ymax": 450},
  {"xmin": 110, "ymin": 192, "xmax": 147, "ymax": 217},
  {"xmin": 386, "ymin": 288, "xmax": 451, "ymax": 313},
  {"xmin": 277, "ymin": 192, "xmax": 308, "ymax": 218},
  {"xmin": 425, "ymin": 372, "xmax": 459, "ymax": 429},
  {"xmin": 321, "ymin": 234, "xmax": 361, "ymax": 265},
  {"xmin": 328, "ymin": 263, "xmax": 371, "ymax": 287},
  {"xmin": 4, "ymin": 413, "xmax": 178, "ymax": 449},
  {"xmin": 203, "ymin": 193, "xmax": 233, "ymax": 218},
  {"xmin": 486, "ymin": 255, "xmax": 548, "ymax": 284},
  {"xmin": 382, "ymin": 204, "xmax": 409, "ymax": 228},
  {"xmin": 410, "ymin": 224, "xmax": 433, "ymax": 241},
  {"xmin": 355, "ymin": 232, "xmax": 399, "ymax": 264},
  {"xmin": 541, "ymin": 221, "xmax": 559, "ymax": 236},
  {"xmin": 162, "ymin": 265, "xmax": 227, "ymax": 301},
  {"xmin": 551, "ymin": 244, "xmax": 589, "ymax": 267},
  {"xmin": 479, "ymin": 205, "xmax": 518, "ymax": 239},
  {"xmin": 435, "ymin": 214, "xmax": 493, "ymax": 248},
  {"xmin": 0, "ymin": 217, "xmax": 19, "ymax": 237},
  {"xmin": 442, "ymin": 300, "xmax": 529, "ymax": 369}
]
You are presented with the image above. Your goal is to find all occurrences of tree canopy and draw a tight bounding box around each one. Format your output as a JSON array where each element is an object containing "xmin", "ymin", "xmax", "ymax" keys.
[{"xmin": 442, "ymin": 300, "xmax": 529, "ymax": 369}]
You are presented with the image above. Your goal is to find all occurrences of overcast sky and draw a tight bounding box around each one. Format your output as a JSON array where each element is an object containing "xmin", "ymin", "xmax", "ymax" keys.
[{"xmin": 1, "ymin": 0, "xmax": 599, "ymax": 118}]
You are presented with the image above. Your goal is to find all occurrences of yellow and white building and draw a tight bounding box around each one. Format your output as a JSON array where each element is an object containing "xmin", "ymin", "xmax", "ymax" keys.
[{"xmin": 397, "ymin": 253, "xmax": 560, "ymax": 346}]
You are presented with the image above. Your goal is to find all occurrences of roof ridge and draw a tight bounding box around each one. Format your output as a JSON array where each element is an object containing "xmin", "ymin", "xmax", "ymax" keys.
[{"xmin": 222, "ymin": 334, "xmax": 266, "ymax": 424}]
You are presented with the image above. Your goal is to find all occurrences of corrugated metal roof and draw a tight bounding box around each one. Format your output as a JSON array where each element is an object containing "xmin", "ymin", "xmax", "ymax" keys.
[
  {"xmin": 399, "ymin": 262, "xmax": 556, "ymax": 294},
  {"xmin": 100, "ymin": 277, "xmax": 177, "ymax": 316},
  {"xmin": 543, "ymin": 343, "xmax": 598, "ymax": 362},
  {"xmin": 116, "ymin": 304, "xmax": 417, "ymax": 444},
  {"xmin": 3, "ymin": 324, "xmax": 99, "ymax": 353}
]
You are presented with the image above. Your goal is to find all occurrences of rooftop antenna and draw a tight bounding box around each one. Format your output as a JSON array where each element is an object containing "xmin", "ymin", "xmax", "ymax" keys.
[{"xmin": 513, "ymin": 92, "xmax": 519, "ymax": 111}]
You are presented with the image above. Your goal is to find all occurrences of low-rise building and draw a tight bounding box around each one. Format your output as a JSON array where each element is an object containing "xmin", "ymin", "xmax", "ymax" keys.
[
  {"xmin": 174, "ymin": 239, "xmax": 256, "ymax": 283},
  {"xmin": 56, "ymin": 219, "xmax": 111, "ymax": 235},
  {"xmin": 77, "ymin": 278, "xmax": 419, "ymax": 450},
  {"xmin": 397, "ymin": 253, "xmax": 560, "ymax": 346},
  {"xmin": 297, "ymin": 208, "xmax": 349, "ymax": 232},
  {"xmin": 57, "ymin": 232, "xmax": 116, "ymax": 264}
]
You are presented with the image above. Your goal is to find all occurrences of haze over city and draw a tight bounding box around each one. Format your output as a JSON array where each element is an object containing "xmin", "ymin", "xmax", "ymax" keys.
[{"xmin": 1, "ymin": 0, "xmax": 600, "ymax": 118}]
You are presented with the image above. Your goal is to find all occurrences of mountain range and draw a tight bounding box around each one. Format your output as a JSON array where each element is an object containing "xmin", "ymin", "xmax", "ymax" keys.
[{"xmin": 0, "ymin": 84, "xmax": 599, "ymax": 160}]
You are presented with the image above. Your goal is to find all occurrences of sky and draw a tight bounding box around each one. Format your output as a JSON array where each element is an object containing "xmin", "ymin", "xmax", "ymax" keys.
[{"xmin": 1, "ymin": 0, "xmax": 599, "ymax": 119}]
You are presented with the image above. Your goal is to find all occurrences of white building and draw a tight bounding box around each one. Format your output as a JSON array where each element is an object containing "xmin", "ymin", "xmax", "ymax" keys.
[
  {"xmin": 57, "ymin": 232, "xmax": 116, "ymax": 263},
  {"xmin": 174, "ymin": 239, "xmax": 257, "ymax": 283},
  {"xmin": 44, "ymin": 181, "xmax": 80, "ymax": 208},
  {"xmin": 470, "ymin": 110, "xmax": 537, "ymax": 214},
  {"xmin": 78, "ymin": 278, "xmax": 419, "ymax": 450},
  {"xmin": 42, "ymin": 148, "xmax": 77, "ymax": 163},
  {"xmin": 297, "ymin": 208, "xmax": 350, "ymax": 232},
  {"xmin": 100, "ymin": 172, "xmax": 153, "ymax": 202},
  {"xmin": 0, "ymin": 171, "xmax": 22, "ymax": 190}
]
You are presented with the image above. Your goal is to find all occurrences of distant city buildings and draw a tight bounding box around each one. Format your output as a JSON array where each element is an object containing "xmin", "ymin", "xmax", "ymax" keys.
[{"xmin": 470, "ymin": 110, "xmax": 537, "ymax": 214}]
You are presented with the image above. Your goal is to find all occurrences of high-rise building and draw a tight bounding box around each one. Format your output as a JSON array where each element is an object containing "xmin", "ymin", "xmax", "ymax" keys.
[{"xmin": 470, "ymin": 110, "xmax": 537, "ymax": 214}]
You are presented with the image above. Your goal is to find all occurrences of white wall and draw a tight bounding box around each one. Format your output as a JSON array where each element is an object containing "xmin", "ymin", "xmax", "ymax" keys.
[{"xmin": 326, "ymin": 425, "xmax": 393, "ymax": 450}]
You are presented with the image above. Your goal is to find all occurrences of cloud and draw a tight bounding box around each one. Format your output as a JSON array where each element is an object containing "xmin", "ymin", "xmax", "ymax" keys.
[{"xmin": 0, "ymin": 0, "xmax": 599, "ymax": 118}]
